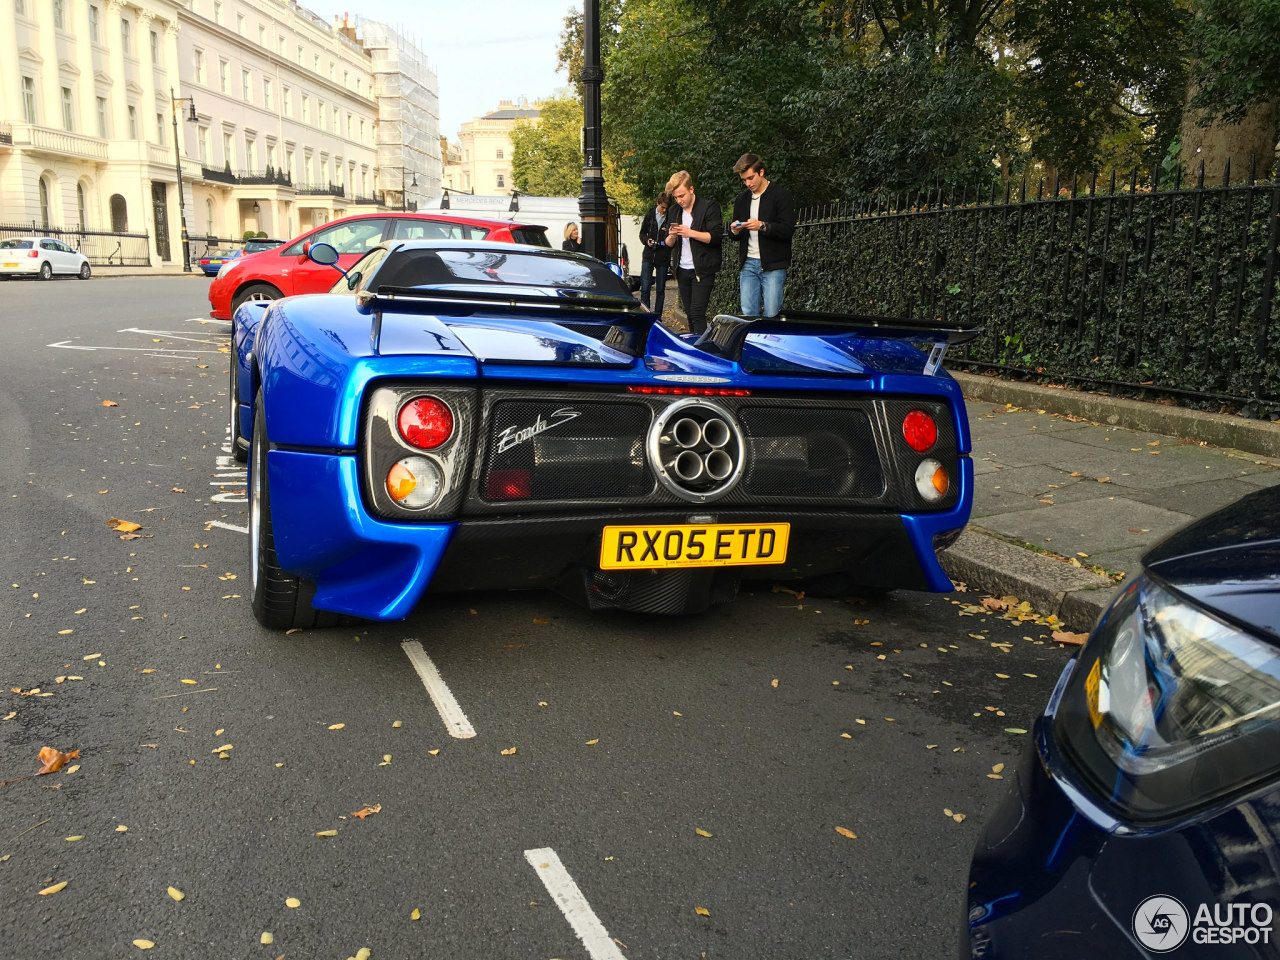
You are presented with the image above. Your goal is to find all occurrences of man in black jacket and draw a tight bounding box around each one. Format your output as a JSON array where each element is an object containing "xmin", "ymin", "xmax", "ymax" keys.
[
  {"xmin": 638, "ymin": 192, "xmax": 671, "ymax": 316},
  {"xmin": 729, "ymin": 153, "xmax": 795, "ymax": 317},
  {"xmin": 665, "ymin": 170, "xmax": 722, "ymax": 335}
]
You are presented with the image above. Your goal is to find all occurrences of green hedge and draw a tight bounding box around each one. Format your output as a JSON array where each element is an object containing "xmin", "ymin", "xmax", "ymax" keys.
[{"xmin": 713, "ymin": 182, "xmax": 1280, "ymax": 415}]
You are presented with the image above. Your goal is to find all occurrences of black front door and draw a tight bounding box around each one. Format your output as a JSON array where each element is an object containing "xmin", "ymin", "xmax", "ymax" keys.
[{"xmin": 152, "ymin": 182, "xmax": 171, "ymax": 261}]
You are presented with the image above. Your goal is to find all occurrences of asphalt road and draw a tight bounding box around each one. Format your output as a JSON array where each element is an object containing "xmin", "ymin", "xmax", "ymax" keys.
[{"xmin": 1, "ymin": 275, "xmax": 1072, "ymax": 959}]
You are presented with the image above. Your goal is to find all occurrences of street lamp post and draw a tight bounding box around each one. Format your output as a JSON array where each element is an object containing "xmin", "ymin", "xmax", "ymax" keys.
[
  {"xmin": 401, "ymin": 168, "xmax": 417, "ymax": 212},
  {"xmin": 578, "ymin": 0, "xmax": 608, "ymax": 261},
  {"xmin": 170, "ymin": 87, "xmax": 198, "ymax": 272}
]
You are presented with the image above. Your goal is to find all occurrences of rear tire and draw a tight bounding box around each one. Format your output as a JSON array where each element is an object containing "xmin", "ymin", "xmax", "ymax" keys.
[
  {"xmin": 39, "ymin": 261, "xmax": 52, "ymax": 280},
  {"xmin": 249, "ymin": 393, "xmax": 339, "ymax": 630},
  {"xmin": 231, "ymin": 282, "xmax": 281, "ymax": 313},
  {"xmin": 78, "ymin": 262, "xmax": 92, "ymax": 280},
  {"xmin": 229, "ymin": 356, "xmax": 249, "ymax": 463}
]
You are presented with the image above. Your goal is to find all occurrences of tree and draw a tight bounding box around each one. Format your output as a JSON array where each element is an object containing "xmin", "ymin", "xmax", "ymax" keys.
[
  {"xmin": 511, "ymin": 97, "xmax": 584, "ymax": 197},
  {"xmin": 1180, "ymin": 0, "xmax": 1280, "ymax": 182},
  {"xmin": 1010, "ymin": 0, "xmax": 1186, "ymax": 184},
  {"xmin": 509, "ymin": 95, "xmax": 646, "ymax": 211}
]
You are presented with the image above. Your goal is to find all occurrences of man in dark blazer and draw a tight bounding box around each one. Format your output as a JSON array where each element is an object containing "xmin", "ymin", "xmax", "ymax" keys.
[
  {"xmin": 638, "ymin": 192, "xmax": 671, "ymax": 317},
  {"xmin": 729, "ymin": 153, "xmax": 796, "ymax": 317},
  {"xmin": 664, "ymin": 170, "xmax": 723, "ymax": 336}
]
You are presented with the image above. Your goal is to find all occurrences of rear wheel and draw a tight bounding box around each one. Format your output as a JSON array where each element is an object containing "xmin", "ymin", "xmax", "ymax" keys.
[
  {"xmin": 231, "ymin": 282, "xmax": 281, "ymax": 313},
  {"xmin": 78, "ymin": 261, "xmax": 91, "ymax": 280},
  {"xmin": 249, "ymin": 393, "xmax": 338, "ymax": 630},
  {"xmin": 38, "ymin": 261, "xmax": 52, "ymax": 280},
  {"xmin": 228, "ymin": 356, "xmax": 249, "ymax": 463}
]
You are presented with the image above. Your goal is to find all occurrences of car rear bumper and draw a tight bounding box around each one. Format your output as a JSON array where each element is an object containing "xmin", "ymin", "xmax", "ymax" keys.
[
  {"xmin": 0, "ymin": 262, "xmax": 41, "ymax": 275},
  {"xmin": 267, "ymin": 449, "xmax": 970, "ymax": 621}
]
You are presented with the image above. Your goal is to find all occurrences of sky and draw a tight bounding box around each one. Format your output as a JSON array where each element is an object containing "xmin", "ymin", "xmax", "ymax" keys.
[{"xmin": 304, "ymin": 0, "xmax": 579, "ymax": 139}]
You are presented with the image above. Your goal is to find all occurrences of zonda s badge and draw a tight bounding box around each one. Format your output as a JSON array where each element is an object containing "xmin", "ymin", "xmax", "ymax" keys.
[{"xmin": 496, "ymin": 407, "xmax": 581, "ymax": 452}]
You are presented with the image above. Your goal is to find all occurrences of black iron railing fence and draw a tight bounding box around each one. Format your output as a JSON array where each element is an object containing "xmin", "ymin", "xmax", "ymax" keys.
[
  {"xmin": 0, "ymin": 222, "xmax": 151, "ymax": 266},
  {"xmin": 294, "ymin": 182, "xmax": 345, "ymax": 197},
  {"xmin": 781, "ymin": 160, "xmax": 1280, "ymax": 414}
]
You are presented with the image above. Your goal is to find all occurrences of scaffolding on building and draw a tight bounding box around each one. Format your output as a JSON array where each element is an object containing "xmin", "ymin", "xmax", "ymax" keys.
[{"xmin": 339, "ymin": 17, "xmax": 442, "ymax": 212}]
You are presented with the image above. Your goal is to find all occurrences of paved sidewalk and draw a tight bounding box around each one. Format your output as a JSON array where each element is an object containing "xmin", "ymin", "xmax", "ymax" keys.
[{"xmin": 942, "ymin": 372, "xmax": 1280, "ymax": 630}]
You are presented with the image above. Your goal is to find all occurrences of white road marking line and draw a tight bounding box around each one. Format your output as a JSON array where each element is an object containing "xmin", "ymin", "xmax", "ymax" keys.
[
  {"xmin": 47, "ymin": 341, "xmax": 224, "ymax": 356},
  {"xmin": 401, "ymin": 640, "xmax": 476, "ymax": 739},
  {"xmin": 118, "ymin": 326, "xmax": 228, "ymax": 345},
  {"xmin": 524, "ymin": 848, "xmax": 626, "ymax": 960},
  {"xmin": 206, "ymin": 520, "xmax": 248, "ymax": 534}
]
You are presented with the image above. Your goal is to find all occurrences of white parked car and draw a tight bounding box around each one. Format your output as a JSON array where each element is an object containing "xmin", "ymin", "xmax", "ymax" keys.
[{"xmin": 0, "ymin": 237, "xmax": 92, "ymax": 280}]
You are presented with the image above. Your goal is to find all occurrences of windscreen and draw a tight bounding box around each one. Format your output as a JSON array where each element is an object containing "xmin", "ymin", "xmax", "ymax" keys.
[
  {"xmin": 511, "ymin": 227, "xmax": 550, "ymax": 248},
  {"xmin": 370, "ymin": 248, "xmax": 630, "ymax": 295}
]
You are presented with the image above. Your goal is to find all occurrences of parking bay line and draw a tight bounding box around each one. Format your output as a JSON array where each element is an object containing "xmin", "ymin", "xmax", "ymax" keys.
[
  {"xmin": 401, "ymin": 640, "xmax": 476, "ymax": 739},
  {"xmin": 525, "ymin": 848, "xmax": 627, "ymax": 960}
]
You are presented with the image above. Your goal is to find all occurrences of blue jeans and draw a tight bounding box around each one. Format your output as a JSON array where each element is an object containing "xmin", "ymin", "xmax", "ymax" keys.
[
  {"xmin": 640, "ymin": 258, "xmax": 668, "ymax": 316},
  {"xmin": 739, "ymin": 258, "xmax": 786, "ymax": 317}
]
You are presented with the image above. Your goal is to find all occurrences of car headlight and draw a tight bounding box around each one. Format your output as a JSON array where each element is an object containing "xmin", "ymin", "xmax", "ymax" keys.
[
  {"xmin": 217, "ymin": 261, "xmax": 234, "ymax": 279},
  {"xmin": 1052, "ymin": 575, "xmax": 1280, "ymax": 823}
]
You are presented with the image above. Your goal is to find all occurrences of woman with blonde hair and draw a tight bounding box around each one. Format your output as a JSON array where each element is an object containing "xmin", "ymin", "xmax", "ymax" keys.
[{"xmin": 562, "ymin": 222, "xmax": 584, "ymax": 253}]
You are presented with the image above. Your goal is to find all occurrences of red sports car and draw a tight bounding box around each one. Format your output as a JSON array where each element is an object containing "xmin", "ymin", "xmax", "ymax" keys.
[{"xmin": 207, "ymin": 211, "xmax": 549, "ymax": 319}]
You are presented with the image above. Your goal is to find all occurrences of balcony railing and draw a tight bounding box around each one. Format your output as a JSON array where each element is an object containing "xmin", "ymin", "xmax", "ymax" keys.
[
  {"xmin": 6, "ymin": 123, "xmax": 108, "ymax": 161},
  {"xmin": 201, "ymin": 166, "xmax": 238, "ymax": 185},
  {"xmin": 294, "ymin": 182, "xmax": 345, "ymax": 197},
  {"xmin": 0, "ymin": 123, "xmax": 12, "ymax": 146},
  {"xmin": 200, "ymin": 167, "xmax": 293, "ymax": 187},
  {"xmin": 233, "ymin": 169, "xmax": 294, "ymax": 186}
]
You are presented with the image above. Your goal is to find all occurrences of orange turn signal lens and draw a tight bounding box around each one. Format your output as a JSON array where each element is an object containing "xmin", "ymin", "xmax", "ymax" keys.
[
  {"xmin": 931, "ymin": 465, "xmax": 949, "ymax": 497},
  {"xmin": 387, "ymin": 462, "xmax": 418, "ymax": 501}
]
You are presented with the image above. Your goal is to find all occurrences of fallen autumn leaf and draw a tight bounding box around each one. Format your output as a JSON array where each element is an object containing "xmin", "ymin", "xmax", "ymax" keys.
[{"xmin": 36, "ymin": 746, "xmax": 80, "ymax": 775}]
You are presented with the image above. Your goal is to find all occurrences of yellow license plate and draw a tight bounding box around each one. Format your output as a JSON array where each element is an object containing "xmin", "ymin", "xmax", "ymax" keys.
[
  {"xmin": 601, "ymin": 523, "xmax": 790, "ymax": 570},
  {"xmin": 3, "ymin": 263, "xmax": 18, "ymax": 268}
]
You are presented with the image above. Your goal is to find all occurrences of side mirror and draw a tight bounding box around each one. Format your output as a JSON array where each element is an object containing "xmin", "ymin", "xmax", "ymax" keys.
[{"xmin": 307, "ymin": 242, "xmax": 340, "ymax": 267}]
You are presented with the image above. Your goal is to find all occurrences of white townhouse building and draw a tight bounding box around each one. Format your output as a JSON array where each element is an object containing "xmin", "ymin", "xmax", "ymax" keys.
[{"xmin": 0, "ymin": 0, "xmax": 439, "ymax": 269}]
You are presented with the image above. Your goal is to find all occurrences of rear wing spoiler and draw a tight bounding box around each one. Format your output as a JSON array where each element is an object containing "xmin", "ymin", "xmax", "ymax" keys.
[
  {"xmin": 355, "ymin": 285, "xmax": 648, "ymax": 353},
  {"xmin": 696, "ymin": 311, "xmax": 983, "ymax": 375}
]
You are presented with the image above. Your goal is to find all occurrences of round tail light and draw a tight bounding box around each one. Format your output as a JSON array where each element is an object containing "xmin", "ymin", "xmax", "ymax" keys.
[
  {"xmin": 903, "ymin": 409, "xmax": 937, "ymax": 452},
  {"xmin": 398, "ymin": 397, "xmax": 454, "ymax": 450}
]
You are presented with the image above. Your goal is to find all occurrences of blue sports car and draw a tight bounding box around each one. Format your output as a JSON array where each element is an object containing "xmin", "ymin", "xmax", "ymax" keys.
[
  {"xmin": 964, "ymin": 483, "xmax": 1280, "ymax": 958},
  {"xmin": 229, "ymin": 240, "xmax": 980, "ymax": 629}
]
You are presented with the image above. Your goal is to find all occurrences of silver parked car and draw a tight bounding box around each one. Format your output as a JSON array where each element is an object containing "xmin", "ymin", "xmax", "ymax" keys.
[{"xmin": 0, "ymin": 237, "xmax": 92, "ymax": 280}]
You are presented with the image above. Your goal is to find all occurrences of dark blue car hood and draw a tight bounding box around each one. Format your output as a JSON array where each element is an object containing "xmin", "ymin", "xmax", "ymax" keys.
[{"xmin": 1143, "ymin": 483, "xmax": 1280, "ymax": 640}]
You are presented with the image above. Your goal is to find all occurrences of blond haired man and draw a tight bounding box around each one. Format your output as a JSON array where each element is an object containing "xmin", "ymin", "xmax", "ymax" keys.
[{"xmin": 664, "ymin": 170, "xmax": 723, "ymax": 335}]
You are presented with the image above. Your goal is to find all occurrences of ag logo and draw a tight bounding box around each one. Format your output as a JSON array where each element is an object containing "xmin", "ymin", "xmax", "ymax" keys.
[{"xmin": 1133, "ymin": 895, "xmax": 1190, "ymax": 952}]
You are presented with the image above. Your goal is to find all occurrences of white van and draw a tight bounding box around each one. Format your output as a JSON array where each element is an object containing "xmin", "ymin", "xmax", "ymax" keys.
[{"xmin": 419, "ymin": 194, "xmax": 642, "ymax": 289}]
